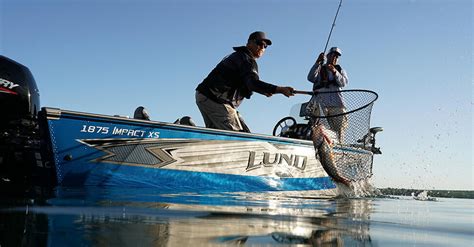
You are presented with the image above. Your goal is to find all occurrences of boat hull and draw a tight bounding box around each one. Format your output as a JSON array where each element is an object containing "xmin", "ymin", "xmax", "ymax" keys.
[{"xmin": 41, "ymin": 108, "xmax": 345, "ymax": 195}]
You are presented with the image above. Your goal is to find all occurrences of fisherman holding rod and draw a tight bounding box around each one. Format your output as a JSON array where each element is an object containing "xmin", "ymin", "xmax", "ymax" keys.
[
  {"xmin": 306, "ymin": 47, "xmax": 348, "ymax": 142},
  {"xmin": 303, "ymin": 0, "xmax": 348, "ymax": 142}
]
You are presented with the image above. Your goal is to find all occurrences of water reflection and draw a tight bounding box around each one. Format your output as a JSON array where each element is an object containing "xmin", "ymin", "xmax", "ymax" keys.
[{"xmin": 1, "ymin": 187, "xmax": 374, "ymax": 246}]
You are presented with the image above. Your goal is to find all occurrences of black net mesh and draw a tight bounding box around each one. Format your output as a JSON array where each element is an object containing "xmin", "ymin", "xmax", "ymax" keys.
[
  {"xmin": 304, "ymin": 89, "xmax": 378, "ymax": 145},
  {"xmin": 304, "ymin": 90, "xmax": 378, "ymax": 184},
  {"xmin": 330, "ymin": 149, "xmax": 374, "ymax": 180}
]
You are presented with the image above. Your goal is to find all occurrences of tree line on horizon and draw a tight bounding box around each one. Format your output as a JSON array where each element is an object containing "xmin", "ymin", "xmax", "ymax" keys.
[{"xmin": 379, "ymin": 188, "xmax": 474, "ymax": 199}]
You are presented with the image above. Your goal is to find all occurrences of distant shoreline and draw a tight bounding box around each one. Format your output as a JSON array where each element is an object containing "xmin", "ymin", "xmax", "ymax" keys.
[{"xmin": 378, "ymin": 188, "xmax": 474, "ymax": 199}]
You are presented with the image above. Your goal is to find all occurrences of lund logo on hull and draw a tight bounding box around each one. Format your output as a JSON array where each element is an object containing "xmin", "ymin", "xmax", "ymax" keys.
[{"xmin": 247, "ymin": 151, "xmax": 308, "ymax": 171}]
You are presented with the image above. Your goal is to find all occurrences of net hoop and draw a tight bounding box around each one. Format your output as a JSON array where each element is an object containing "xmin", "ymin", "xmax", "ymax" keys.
[{"xmin": 306, "ymin": 89, "xmax": 378, "ymax": 119}]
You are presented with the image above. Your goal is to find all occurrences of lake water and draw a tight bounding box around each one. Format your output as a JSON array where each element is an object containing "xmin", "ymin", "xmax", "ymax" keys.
[{"xmin": 1, "ymin": 186, "xmax": 473, "ymax": 246}]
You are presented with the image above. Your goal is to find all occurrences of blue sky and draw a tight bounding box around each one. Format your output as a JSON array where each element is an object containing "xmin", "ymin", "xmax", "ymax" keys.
[{"xmin": 1, "ymin": 0, "xmax": 472, "ymax": 190}]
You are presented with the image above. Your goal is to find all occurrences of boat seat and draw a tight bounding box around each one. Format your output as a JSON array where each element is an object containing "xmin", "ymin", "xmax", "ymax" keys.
[
  {"xmin": 288, "ymin": 124, "xmax": 312, "ymax": 140},
  {"xmin": 133, "ymin": 106, "xmax": 150, "ymax": 120},
  {"xmin": 370, "ymin": 127, "xmax": 383, "ymax": 134},
  {"xmin": 174, "ymin": 116, "xmax": 196, "ymax": 126}
]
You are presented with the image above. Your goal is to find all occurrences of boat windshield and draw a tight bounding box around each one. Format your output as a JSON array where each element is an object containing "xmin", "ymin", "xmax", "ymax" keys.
[{"xmin": 288, "ymin": 103, "xmax": 309, "ymax": 124}]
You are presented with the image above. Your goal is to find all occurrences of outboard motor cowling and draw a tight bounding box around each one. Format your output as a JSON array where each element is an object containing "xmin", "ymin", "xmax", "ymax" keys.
[
  {"xmin": 0, "ymin": 55, "xmax": 40, "ymax": 126},
  {"xmin": 0, "ymin": 55, "xmax": 42, "ymax": 186}
]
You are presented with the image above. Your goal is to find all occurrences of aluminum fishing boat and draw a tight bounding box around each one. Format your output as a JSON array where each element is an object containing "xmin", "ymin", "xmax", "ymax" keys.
[{"xmin": 0, "ymin": 55, "xmax": 382, "ymax": 197}]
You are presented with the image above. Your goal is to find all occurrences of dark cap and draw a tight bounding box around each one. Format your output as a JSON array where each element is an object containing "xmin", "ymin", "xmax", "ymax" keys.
[{"xmin": 248, "ymin": 31, "xmax": 272, "ymax": 46}]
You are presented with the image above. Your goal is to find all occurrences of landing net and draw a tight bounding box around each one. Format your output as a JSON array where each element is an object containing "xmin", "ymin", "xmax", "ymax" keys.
[
  {"xmin": 303, "ymin": 89, "xmax": 378, "ymax": 145},
  {"xmin": 304, "ymin": 89, "xmax": 378, "ymax": 185}
]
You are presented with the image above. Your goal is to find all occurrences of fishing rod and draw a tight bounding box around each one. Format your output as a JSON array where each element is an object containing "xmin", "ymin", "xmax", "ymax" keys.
[{"xmin": 323, "ymin": 0, "xmax": 343, "ymax": 54}]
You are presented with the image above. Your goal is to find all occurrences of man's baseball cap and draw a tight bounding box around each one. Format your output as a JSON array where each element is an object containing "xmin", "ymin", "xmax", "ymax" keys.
[
  {"xmin": 328, "ymin": 47, "xmax": 342, "ymax": 56},
  {"xmin": 248, "ymin": 31, "xmax": 272, "ymax": 46}
]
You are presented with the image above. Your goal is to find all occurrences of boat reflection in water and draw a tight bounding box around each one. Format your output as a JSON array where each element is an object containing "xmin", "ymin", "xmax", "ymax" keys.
[{"xmin": 7, "ymin": 187, "xmax": 374, "ymax": 246}]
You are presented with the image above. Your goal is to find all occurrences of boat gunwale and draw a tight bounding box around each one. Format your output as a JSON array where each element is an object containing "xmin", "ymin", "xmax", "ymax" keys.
[
  {"xmin": 41, "ymin": 107, "xmax": 315, "ymax": 146},
  {"xmin": 41, "ymin": 107, "xmax": 373, "ymax": 155}
]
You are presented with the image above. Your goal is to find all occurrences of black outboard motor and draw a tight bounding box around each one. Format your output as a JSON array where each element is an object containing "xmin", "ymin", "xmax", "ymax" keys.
[{"xmin": 0, "ymin": 55, "xmax": 42, "ymax": 186}]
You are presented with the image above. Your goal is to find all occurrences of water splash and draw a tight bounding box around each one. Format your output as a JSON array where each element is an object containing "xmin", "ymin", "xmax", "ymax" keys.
[
  {"xmin": 412, "ymin": 190, "xmax": 437, "ymax": 201},
  {"xmin": 336, "ymin": 179, "xmax": 381, "ymax": 198}
]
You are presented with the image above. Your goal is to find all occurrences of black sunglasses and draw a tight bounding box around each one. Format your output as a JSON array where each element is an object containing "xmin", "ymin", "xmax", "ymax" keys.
[{"xmin": 255, "ymin": 40, "xmax": 268, "ymax": 48}]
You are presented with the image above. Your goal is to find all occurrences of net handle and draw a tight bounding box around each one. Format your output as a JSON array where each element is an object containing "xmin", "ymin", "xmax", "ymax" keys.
[{"xmin": 294, "ymin": 89, "xmax": 378, "ymax": 97}]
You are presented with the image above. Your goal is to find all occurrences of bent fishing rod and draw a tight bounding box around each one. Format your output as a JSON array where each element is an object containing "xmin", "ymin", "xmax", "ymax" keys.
[
  {"xmin": 323, "ymin": 0, "xmax": 343, "ymax": 54},
  {"xmin": 298, "ymin": 1, "xmax": 344, "ymax": 96}
]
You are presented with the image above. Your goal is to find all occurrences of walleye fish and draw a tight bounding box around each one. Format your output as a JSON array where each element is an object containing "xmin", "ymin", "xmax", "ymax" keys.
[
  {"xmin": 311, "ymin": 123, "xmax": 351, "ymax": 186},
  {"xmin": 311, "ymin": 123, "xmax": 374, "ymax": 186}
]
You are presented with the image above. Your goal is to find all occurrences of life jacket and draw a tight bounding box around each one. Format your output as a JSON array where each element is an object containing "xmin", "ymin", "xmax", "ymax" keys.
[{"xmin": 314, "ymin": 64, "xmax": 342, "ymax": 89}]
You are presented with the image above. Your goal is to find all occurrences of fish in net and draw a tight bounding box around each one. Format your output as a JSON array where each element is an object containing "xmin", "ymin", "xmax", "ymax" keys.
[{"xmin": 304, "ymin": 90, "xmax": 379, "ymax": 185}]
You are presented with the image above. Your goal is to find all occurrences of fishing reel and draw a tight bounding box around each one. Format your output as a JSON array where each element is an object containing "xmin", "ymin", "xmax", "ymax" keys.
[{"xmin": 357, "ymin": 127, "xmax": 383, "ymax": 154}]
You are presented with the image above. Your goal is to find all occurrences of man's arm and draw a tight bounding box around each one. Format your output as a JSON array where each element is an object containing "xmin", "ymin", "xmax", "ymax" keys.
[
  {"xmin": 240, "ymin": 54, "xmax": 294, "ymax": 97},
  {"xmin": 328, "ymin": 64, "xmax": 348, "ymax": 87},
  {"xmin": 307, "ymin": 52, "xmax": 325, "ymax": 84}
]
